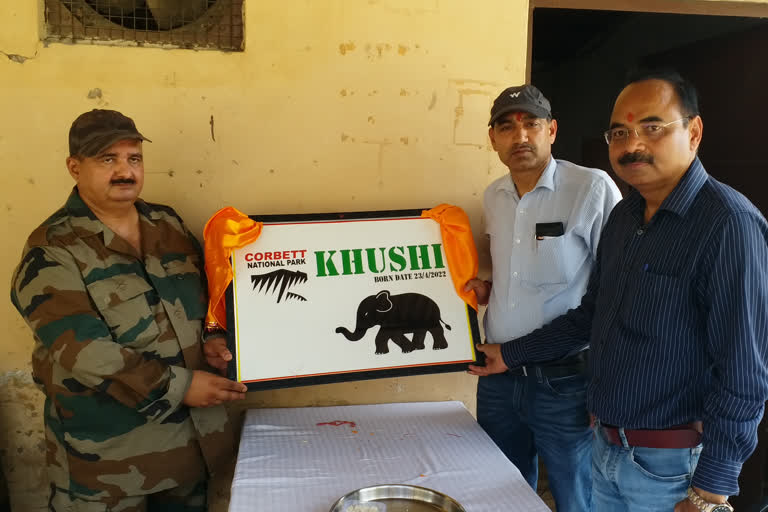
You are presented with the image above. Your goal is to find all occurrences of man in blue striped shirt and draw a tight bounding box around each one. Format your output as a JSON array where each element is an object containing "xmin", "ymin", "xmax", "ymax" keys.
[{"xmin": 470, "ymin": 69, "xmax": 768, "ymax": 512}]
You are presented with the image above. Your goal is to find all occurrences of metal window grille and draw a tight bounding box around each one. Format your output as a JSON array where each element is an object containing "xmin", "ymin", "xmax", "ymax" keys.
[{"xmin": 45, "ymin": 0, "xmax": 244, "ymax": 51}]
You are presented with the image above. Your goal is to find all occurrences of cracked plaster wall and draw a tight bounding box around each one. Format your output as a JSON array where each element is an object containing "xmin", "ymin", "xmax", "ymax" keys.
[
  {"xmin": 2, "ymin": 0, "xmax": 765, "ymax": 510},
  {"xmin": 0, "ymin": 1, "xmax": 527, "ymax": 508}
]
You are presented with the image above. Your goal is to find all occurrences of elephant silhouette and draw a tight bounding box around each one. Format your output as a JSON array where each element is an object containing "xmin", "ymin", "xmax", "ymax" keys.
[{"xmin": 335, "ymin": 290, "xmax": 451, "ymax": 355}]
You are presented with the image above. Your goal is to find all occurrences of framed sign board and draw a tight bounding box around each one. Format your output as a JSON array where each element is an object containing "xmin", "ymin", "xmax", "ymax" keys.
[{"xmin": 225, "ymin": 209, "xmax": 481, "ymax": 390}]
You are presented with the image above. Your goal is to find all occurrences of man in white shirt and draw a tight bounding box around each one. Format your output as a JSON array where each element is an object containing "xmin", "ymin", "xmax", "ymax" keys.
[{"xmin": 466, "ymin": 85, "xmax": 621, "ymax": 511}]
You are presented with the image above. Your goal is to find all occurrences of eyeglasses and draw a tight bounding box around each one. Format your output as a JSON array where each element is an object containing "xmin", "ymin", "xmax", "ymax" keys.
[{"xmin": 603, "ymin": 117, "xmax": 691, "ymax": 145}]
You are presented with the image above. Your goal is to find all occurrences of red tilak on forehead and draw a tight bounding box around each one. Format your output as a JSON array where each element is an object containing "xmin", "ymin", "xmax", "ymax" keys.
[
  {"xmin": 515, "ymin": 112, "xmax": 523, "ymax": 122},
  {"xmin": 627, "ymin": 112, "xmax": 634, "ymax": 122}
]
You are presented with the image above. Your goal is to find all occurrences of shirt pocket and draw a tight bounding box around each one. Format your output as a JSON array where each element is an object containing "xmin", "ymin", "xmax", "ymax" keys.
[
  {"xmin": 619, "ymin": 270, "xmax": 687, "ymax": 338},
  {"xmin": 161, "ymin": 257, "xmax": 206, "ymax": 320},
  {"xmin": 86, "ymin": 274, "xmax": 160, "ymax": 347},
  {"xmin": 523, "ymin": 234, "xmax": 583, "ymax": 287}
]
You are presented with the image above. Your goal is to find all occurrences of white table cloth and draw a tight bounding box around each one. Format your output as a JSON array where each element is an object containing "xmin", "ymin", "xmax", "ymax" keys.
[{"xmin": 229, "ymin": 401, "xmax": 550, "ymax": 511}]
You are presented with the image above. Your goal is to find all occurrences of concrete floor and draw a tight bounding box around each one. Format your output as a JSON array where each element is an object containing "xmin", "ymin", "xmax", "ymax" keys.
[
  {"xmin": 537, "ymin": 464, "xmax": 557, "ymax": 511},
  {"xmin": 538, "ymin": 483, "xmax": 556, "ymax": 511}
]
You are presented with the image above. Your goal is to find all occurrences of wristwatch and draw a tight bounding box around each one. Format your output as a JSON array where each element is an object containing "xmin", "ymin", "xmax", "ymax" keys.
[{"xmin": 686, "ymin": 488, "xmax": 733, "ymax": 512}]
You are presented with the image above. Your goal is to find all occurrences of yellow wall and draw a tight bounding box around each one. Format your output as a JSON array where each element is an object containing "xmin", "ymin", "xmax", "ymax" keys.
[
  {"xmin": 0, "ymin": 1, "xmax": 525, "ymax": 509},
  {"xmin": 2, "ymin": 0, "xmax": 766, "ymax": 510}
]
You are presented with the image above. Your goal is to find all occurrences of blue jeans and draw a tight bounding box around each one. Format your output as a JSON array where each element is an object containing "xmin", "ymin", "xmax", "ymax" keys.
[
  {"xmin": 477, "ymin": 371, "xmax": 592, "ymax": 512},
  {"xmin": 592, "ymin": 422, "xmax": 702, "ymax": 511}
]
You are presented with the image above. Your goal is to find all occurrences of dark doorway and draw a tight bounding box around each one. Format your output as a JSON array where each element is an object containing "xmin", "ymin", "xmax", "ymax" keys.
[
  {"xmin": 530, "ymin": 8, "xmax": 768, "ymax": 508},
  {"xmin": 531, "ymin": 9, "xmax": 768, "ymax": 215}
]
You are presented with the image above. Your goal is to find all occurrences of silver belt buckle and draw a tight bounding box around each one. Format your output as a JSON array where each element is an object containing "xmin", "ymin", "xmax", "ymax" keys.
[{"xmin": 522, "ymin": 365, "xmax": 528, "ymax": 377}]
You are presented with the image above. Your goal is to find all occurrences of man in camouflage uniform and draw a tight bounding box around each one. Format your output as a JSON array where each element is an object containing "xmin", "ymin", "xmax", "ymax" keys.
[{"xmin": 10, "ymin": 109, "xmax": 248, "ymax": 511}]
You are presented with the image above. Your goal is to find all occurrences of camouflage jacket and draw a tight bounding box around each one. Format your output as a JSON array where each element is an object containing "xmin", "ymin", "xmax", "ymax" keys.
[{"xmin": 10, "ymin": 188, "xmax": 236, "ymax": 500}]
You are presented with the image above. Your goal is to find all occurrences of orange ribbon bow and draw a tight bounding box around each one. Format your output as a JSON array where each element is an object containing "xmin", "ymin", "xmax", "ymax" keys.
[
  {"xmin": 421, "ymin": 204, "xmax": 479, "ymax": 311},
  {"xmin": 203, "ymin": 207, "xmax": 263, "ymax": 330}
]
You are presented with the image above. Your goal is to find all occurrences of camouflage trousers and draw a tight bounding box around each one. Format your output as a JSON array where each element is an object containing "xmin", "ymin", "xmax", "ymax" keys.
[{"xmin": 48, "ymin": 481, "xmax": 207, "ymax": 512}]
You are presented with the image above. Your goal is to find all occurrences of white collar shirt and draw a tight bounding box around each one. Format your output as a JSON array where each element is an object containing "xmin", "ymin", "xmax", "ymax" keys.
[{"xmin": 483, "ymin": 157, "xmax": 622, "ymax": 344}]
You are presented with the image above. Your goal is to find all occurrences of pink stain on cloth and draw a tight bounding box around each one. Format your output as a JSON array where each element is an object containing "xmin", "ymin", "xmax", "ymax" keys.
[{"xmin": 317, "ymin": 421, "xmax": 357, "ymax": 428}]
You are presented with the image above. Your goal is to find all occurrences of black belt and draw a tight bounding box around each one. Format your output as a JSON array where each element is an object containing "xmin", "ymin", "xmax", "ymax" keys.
[{"xmin": 506, "ymin": 353, "xmax": 587, "ymax": 378}]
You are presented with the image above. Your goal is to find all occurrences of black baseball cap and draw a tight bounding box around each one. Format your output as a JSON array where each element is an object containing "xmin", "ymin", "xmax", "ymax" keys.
[
  {"xmin": 488, "ymin": 85, "xmax": 552, "ymax": 126},
  {"xmin": 69, "ymin": 109, "xmax": 151, "ymax": 157}
]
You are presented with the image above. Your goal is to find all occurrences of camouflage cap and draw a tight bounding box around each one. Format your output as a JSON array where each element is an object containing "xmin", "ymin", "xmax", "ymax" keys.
[{"xmin": 69, "ymin": 109, "xmax": 151, "ymax": 158}]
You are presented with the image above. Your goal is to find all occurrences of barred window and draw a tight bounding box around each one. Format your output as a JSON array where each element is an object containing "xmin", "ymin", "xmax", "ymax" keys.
[{"xmin": 45, "ymin": 1, "xmax": 244, "ymax": 51}]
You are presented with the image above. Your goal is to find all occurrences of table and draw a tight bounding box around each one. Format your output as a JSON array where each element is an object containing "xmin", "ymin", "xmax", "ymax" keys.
[{"xmin": 229, "ymin": 401, "xmax": 550, "ymax": 511}]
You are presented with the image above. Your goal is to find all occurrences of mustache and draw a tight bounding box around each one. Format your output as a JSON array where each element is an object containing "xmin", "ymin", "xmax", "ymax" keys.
[
  {"xmin": 110, "ymin": 178, "xmax": 136, "ymax": 185},
  {"xmin": 510, "ymin": 144, "xmax": 535, "ymax": 152},
  {"xmin": 618, "ymin": 152, "xmax": 654, "ymax": 165}
]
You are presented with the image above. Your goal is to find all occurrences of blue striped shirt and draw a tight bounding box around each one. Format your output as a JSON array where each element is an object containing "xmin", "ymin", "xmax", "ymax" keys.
[{"xmin": 500, "ymin": 158, "xmax": 768, "ymax": 495}]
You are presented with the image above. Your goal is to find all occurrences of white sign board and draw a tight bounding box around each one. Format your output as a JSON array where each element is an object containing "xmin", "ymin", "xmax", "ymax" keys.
[{"xmin": 225, "ymin": 210, "xmax": 480, "ymax": 389}]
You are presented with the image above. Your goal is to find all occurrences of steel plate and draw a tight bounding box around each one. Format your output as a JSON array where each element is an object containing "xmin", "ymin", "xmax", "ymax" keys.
[{"xmin": 329, "ymin": 484, "xmax": 466, "ymax": 512}]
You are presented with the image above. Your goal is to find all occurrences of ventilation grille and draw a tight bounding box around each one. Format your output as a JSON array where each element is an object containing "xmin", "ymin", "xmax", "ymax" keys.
[{"xmin": 45, "ymin": 0, "xmax": 244, "ymax": 51}]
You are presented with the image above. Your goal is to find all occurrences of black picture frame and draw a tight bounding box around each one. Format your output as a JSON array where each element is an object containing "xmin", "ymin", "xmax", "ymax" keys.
[{"xmin": 224, "ymin": 208, "xmax": 482, "ymax": 390}]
